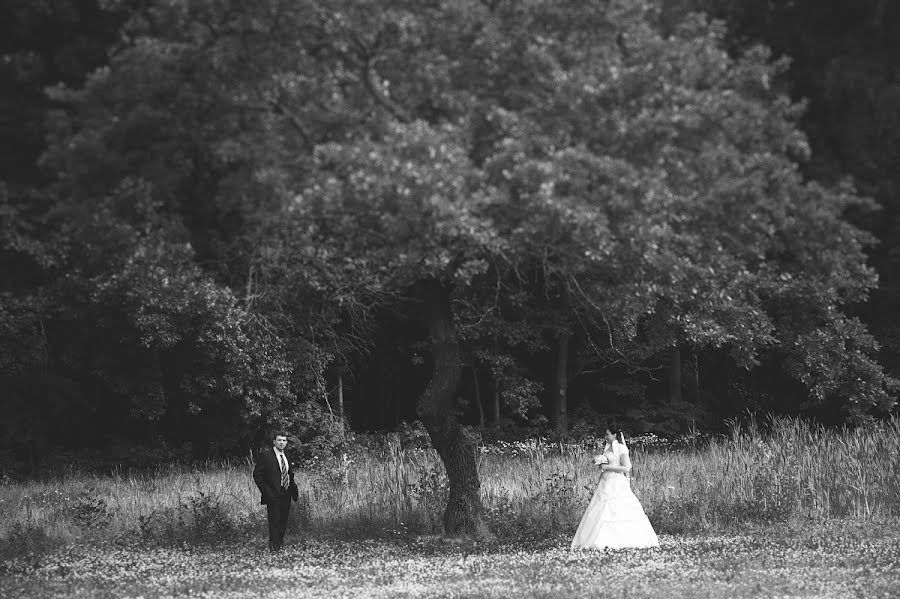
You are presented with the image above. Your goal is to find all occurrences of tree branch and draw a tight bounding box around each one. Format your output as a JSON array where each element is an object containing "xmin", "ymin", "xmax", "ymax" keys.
[{"xmin": 362, "ymin": 55, "xmax": 411, "ymax": 123}]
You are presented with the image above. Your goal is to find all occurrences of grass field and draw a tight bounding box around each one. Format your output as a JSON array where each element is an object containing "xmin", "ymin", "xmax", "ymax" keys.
[
  {"xmin": 1, "ymin": 416, "xmax": 899, "ymax": 597},
  {"xmin": 2, "ymin": 522, "xmax": 899, "ymax": 598}
]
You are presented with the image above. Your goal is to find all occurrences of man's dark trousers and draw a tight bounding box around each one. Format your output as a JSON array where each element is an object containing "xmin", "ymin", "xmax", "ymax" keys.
[{"xmin": 266, "ymin": 488, "xmax": 292, "ymax": 551}]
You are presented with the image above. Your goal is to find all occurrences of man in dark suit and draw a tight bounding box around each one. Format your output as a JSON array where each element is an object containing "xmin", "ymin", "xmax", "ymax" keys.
[{"xmin": 252, "ymin": 432, "xmax": 299, "ymax": 552}]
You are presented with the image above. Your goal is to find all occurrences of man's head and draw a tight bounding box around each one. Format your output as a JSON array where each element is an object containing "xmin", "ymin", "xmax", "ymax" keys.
[{"xmin": 272, "ymin": 433, "xmax": 288, "ymax": 451}]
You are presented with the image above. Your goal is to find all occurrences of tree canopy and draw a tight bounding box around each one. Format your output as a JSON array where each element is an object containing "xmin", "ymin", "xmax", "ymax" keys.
[{"xmin": 1, "ymin": 0, "xmax": 898, "ymax": 534}]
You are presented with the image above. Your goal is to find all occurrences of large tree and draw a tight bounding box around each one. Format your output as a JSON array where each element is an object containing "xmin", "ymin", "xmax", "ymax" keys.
[{"xmin": 18, "ymin": 0, "xmax": 896, "ymax": 531}]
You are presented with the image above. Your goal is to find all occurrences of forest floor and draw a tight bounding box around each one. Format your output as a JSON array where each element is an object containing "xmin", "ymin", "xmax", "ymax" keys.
[{"xmin": 2, "ymin": 521, "xmax": 899, "ymax": 598}]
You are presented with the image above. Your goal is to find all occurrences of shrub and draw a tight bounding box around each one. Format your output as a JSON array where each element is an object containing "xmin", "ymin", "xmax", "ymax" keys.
[
  {"xmin": 0, "ymin": 510, "xmax": 52, "ymax": 562},
  {"xmin": 138, "ymin": 490, "xmax": 241, "ymax": 546},
  {"xmin": 67, "ymin": 488, "xmax": 112, "ymax": 532}
]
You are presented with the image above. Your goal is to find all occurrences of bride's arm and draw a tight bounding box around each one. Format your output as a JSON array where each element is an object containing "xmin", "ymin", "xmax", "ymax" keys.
[{"xmin": 601, "ymin": 451, "xmax": 632, "ymax": 474}]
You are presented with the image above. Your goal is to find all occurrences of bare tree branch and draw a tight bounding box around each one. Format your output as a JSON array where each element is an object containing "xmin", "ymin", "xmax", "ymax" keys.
[{"xmin": 361, "ymin": 55, "xmax": 411, "ymax": 123}]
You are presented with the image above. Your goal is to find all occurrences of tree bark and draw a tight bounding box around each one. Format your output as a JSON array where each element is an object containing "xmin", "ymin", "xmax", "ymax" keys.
[
  {"xmin": 489, "ymin": 339, "xmax": 501, "ymax": 424},
  {"xmin": 469, "ymin": 363, "xmax": 485, "ymax": 428},
  {"xmin": 685, "ymin": 349, "xmax": 700, "ymax": 406},
  {"xmin": 379, "ymin": 351, "xmax": 392, "ymax": 429},
  {"xmin": 336, "ymin": 371, "xmax": 346, "ymax": 434},
  {"xmin": 553, "ymin": 330, "xmax": 571, "ymax": 438},
  {"xmin": 489, "ymin": 369, "xmax": 501, "ymax": 424},
  {"xmin": 336, "ymin": 372, "xmax": 344, "ymax": 418},
  {"xmin": 415, "ymin": 281, "xmax": 491, "ymax": 539},
  {"xmin": 551, "ymin": 285, "xmax": 571, "ymax": 439},
  {"xmin": 668, "ymin": 346, "xmax": 683, "ymax": 404}
]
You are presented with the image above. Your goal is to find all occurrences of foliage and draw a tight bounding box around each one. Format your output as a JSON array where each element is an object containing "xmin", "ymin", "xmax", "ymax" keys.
[
  {"xmin": 0, "ymin": 0, "xmax": 897, "ymax": 471},
  {"xmin": 138, "ymin": 490, "xmax": 247, "ymax": 546},
  {"xmin": 669, "ymin": 0, "xmax": 900, "ymax": 407}
]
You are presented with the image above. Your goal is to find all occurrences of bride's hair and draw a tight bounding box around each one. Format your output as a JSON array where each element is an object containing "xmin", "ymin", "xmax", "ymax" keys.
[{"xmin": 605, "ymin": 420, "xmax": 625, "ymax": 444}]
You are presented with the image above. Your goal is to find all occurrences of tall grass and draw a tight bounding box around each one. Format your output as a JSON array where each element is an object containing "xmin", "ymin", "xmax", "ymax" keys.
[
  {"xmin": 610, "ymin": 414, "xmax": 900, "ymax": 532},
  {"xmin": 1, "ymin": 416, "xmax": 898, "ymax": 556}
]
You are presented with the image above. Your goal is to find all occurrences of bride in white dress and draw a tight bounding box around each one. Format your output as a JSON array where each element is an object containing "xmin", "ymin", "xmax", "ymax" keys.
[{"xmin": 571, "ymin": 427, "xmax": 659, "ymax": 550}]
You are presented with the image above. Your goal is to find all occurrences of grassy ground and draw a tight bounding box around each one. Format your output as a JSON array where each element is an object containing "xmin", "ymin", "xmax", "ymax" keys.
[
  {"xmin": 2, "ymin": 521, "xmax": 899, "ymax": 598},
  {"xmin": 2, "ymin": 417, "xmax": 899, "ymax": 597}
]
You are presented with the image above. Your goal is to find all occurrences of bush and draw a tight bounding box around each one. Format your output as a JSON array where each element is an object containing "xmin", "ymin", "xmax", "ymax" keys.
[
  {"xmin": 0, "ymin": 511, "xmax": 53, "ymax": 562},
  {"xmin": 55, "ymin": 487, "xmax": 111, "ymax": 534},
  {"xmin": 138, "ymin": 490, "xmax": 244, "ymax": 546}
]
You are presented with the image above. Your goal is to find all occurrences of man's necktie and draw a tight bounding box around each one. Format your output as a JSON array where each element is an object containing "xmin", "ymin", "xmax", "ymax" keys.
[{"xmin": 278, "ymin": 453, "xmax": 289, "ymax": 488}]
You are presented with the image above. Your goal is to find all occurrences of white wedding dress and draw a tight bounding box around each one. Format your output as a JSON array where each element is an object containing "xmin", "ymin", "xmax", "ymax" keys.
[{"xmin": 570, "ymin": 440, "xmax": 659, "ymax": 549}]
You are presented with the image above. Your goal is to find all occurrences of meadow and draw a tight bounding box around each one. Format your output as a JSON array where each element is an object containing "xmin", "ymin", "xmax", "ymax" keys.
[{"xmin": 1, "ymin": 416, "xmax": 899, "ymax": 598}]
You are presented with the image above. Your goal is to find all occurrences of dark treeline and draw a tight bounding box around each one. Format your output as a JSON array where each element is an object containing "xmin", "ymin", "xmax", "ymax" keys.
[{"xmin": 2, "ymin": 0, "xmax": 898, "ymax": 480}]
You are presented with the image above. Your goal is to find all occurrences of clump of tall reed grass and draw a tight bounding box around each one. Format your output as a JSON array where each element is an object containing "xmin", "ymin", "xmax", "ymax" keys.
[{"xmin": 1, "ymin": 415, "xmax": 898, "ymax": 558}]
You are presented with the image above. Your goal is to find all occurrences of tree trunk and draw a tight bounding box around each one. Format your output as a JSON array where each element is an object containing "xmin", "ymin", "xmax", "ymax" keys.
[
  {"xmin": 415, "ymin": 281, "xmax": 491, "ymax": 539},
  {"xmin": 552, "ymin": 285, "xmax": 571, "ymax": 439},
  {"xmin": 553, "ymin": 330, "xmax": 571, "ymax": 438},
  {"xmin": 668, "ymin": 347, "xmax": 683, "ymax": 404},
  {"xmin": 489, "ymin": 369, "xmax": 501, "ymax": 424},
  {"xmin": 489, "ymin": 339, "xmax": 501, "ymax": 424},
  {"xmin": 685, "ymin": 349, "xmax": 700, "ymax": 406},
  {"xmin": 469, "ymin": 363, "xmax": 485, "ymax": 428},
  {"xmin": 379, "ymin": 352, "xmax": 392, "ymax": 429},
  {"xmin": 336, "ymin": 371, "xmax": 346, "ymax": 435}
]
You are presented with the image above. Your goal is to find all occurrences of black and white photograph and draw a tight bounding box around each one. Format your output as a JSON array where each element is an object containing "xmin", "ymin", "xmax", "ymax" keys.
[{"xmin": 1, "ymin": 1, "xmax": 899, "ymax": 597}]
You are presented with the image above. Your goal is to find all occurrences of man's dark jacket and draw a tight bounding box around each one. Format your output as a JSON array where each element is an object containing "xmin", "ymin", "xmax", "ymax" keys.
[{"xmin": 252, "ymin": 448, "xmax": 299, "ymax": 505}]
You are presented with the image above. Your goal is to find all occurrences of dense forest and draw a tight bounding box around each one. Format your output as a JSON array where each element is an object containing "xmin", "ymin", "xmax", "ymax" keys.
[{"xmin": 2, "ymin": 0, "xmax": 899, "ymax": 478}]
